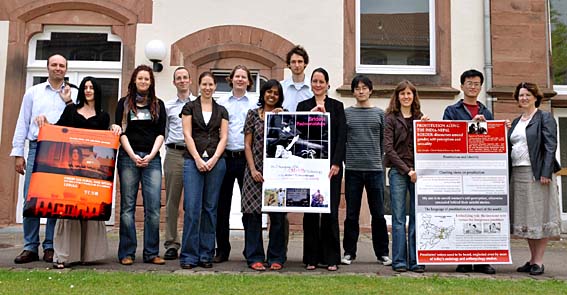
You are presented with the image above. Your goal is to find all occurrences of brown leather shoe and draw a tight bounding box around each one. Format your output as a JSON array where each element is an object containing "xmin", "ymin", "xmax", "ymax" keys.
[
  {"xmin": 43, "ymin": 249, "xmax": 54, "ymax": 263},
  {"xmin": 120, "ymin": 257, "xmax": 134, "ymax": 265},
  {"xmin": 213, "ymin": 255, "xmax": 228, "ymax": 263},
  {"xmin": 146, "ymin": 256, "xmax": 165, "ymax": 265},
  {"xmin": 14, "ymin": 250, "xmax": 39, "ymax": 264}
]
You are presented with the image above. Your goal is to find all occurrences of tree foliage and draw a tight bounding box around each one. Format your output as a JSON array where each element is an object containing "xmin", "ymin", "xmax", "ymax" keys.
[{"xmin": 551, "ymin": 4, "xmax": 567, "ymax": 85}]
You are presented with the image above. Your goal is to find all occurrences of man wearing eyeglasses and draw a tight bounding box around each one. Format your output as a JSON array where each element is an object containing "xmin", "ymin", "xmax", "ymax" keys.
[
  {"xmin": 442, "ymin": 69, "xmax": 496, "ymax": 275},
  {"xmin": 443, "ymin": 69, "xmax": 494, "ymax": 121}
]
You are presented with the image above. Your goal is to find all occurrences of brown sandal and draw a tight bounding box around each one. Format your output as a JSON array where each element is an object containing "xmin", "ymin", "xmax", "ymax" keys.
[
  {"xmin": 270, "ymin": 262, "xmax": 283, "ymax": 270},
  {"xmin": 250, "ymin": 262, "xmax": 266, "ymax": 271}
]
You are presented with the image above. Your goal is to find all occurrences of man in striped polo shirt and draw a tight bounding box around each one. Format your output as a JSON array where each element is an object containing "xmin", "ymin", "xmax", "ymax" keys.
[{"xmin": 341, "ymin": 75, "xmax": 391, "ymax": 266}]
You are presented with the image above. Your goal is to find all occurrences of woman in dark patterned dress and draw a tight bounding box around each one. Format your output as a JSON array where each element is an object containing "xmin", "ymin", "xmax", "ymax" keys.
[{"xmin": 241, "ymin": 79, "xmax": 286, "ymax": 271}]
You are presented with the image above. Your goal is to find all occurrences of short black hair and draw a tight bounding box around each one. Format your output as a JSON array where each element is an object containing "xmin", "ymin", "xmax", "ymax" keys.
[
  {"xmin": 350, "ymin": 74, "xmax": 373, "ymax": 92},
  {"xmin": 460, "ymin": 69, "xmax": 484, "ymax": 85}
]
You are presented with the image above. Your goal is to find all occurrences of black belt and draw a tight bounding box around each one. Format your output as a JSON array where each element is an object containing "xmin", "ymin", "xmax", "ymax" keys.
[
  {"xmin": 224, "ymin": 150, "xmax": 245, "ymax": 158},
  {"xmin": 166, "ymin": 143, "xmax": 186, "ymax": 151}
]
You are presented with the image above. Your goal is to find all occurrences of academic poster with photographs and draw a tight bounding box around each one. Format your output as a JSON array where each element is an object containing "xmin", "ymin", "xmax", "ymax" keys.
[
  {"xmin": 414, "ymin": 120, "xmax": 512, "ymax": 265},
  {"xmin": 23, "ymin": 125, "xmax": 120, "ymax": 221},
  {"xmin": 262, "ymin": 112, "xmax": 331, "ymax": 213}
]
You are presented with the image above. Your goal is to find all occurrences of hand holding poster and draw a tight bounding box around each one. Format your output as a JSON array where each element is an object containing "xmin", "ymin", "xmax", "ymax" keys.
[
  {"xmin": 262, "ymin": 112, "xmax": 331, "ymax": 213},
  {"xmin": 23, "ymin": 125, "xmax": 120, "ymax": 221},
  {"xmin": 414, "ymin": 120, "xmax": 512, "ymax": 265}
]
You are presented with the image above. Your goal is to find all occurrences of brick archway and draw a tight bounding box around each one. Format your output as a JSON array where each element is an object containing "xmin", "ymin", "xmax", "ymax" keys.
[
  {"xmin": 170, "ymin": 25, "xmax": 295, "ymax": 94},
  {"xmin": 0, "ymin": 0, "xmax": 152, "ymax": 224}
]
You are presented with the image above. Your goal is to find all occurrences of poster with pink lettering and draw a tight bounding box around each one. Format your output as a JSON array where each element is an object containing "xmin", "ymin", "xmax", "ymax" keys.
[{"xmin": 262, "ymin": 112, "xmax": 330, "ymax": 213}]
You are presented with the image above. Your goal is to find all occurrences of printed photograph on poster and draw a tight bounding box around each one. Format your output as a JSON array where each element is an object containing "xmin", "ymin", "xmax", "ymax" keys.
[
  {"xmin": 34, "ymin": 142, "xmax": 115, "ymax": 181},
  {"xmin": 264, "ymin": 188, "xmax": 286, "ymax": 207},
  {"xmin": 262, "ymin": 112, "xmax": 331, "ymax": 213},
  {"xmin": 23, "ymin": 125, "xmax": 119, "ymax": 221},
  {"xmin": 467, "ymin": 121, "xmax": 488, "ymax": 134},
  {"xmin": 265, "ymin": 113, "xmax": 328, "ymax": 159}
]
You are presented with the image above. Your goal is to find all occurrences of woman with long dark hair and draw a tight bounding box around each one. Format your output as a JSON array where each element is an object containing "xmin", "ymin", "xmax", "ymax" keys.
[
  {"xmin": 241, "ymin": 79, "xmax": 287, "ymax": 271},
  {"xmin": 297, "ymin": 68, "xmax": 346, "ymax": 271},
  {"xmin": 52, "ymin": 76, "xmax": 121, "ymax": 269},
  {"xmin": 384, "ymin": 80, "xmax": 428, "ymax": 273},
  {"xmin": 115, "ymin": 65, "xmax": 166, "ymax": 266}
]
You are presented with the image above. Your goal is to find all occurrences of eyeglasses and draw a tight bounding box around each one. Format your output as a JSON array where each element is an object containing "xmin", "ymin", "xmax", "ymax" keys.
[{"xmin": 464, "ymin": 82, "xmax": 482, "ymax": 88}]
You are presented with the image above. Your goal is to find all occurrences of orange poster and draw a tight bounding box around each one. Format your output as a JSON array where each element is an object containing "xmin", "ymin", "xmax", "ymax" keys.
[{"xmin": 23, "ymin": 125, "xmax": 120, "ymax": 221}]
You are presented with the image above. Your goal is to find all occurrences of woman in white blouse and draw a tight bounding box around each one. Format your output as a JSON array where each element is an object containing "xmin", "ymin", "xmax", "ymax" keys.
[{"xmin": 508, "ymin": 82, "xmax": 561, "ymax": 276}]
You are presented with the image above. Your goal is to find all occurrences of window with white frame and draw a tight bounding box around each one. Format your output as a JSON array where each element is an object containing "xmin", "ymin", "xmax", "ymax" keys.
[
  {"xmin": 551, "ymin": 0, "xmax": 567, "ymax": 94},
  {"xmin": 356, "ymin": 0, "xmax": 436, "ymax": 75},
  {"xmin": 27, "ymin": 25, "xmax": 123, "ymax": 120},
  {"xmin": 211, "ymin": 70, "xmax": 267, "ymax": 99}
]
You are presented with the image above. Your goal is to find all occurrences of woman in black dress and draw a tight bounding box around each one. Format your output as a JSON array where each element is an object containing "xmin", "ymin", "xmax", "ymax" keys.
[
  {"xmin": 52, "ymin": 76, "xmax": 121, "ymax": 268},
  {"xmin": 297, "ymin": 68, "xmax": 346, "ymax": 271}
]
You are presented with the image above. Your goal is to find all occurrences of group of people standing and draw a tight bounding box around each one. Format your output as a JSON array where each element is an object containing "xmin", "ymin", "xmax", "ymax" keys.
[{"xmin": 11, "ymin": 46, "xmax": 561, "ymax": 276}]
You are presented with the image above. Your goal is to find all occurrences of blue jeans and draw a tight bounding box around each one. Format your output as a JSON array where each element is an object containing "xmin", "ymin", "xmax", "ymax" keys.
[
  {"xmin": 23, "ymin": 141, "xmax": 56, "ymax": 252},
  {"xmin": 242, "ymin": 212, "xmax": 286, "ymax": 266},
  {"xmin": 180, "ymin": 157, "xmax": 226, "ymax": 266},
  {"xmin": 343, "ymin": 170, "xmax": 389, "ymax": 259},
  {"xmin": 117, "ymin": 150, "xmax": 162, "ymax": 262},
  {"xmin": 389, "ymin": 167, "xmax": 420, "ymax": 270}
]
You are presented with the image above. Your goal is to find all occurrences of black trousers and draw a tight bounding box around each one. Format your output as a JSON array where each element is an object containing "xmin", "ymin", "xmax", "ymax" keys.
[
  {"xmin": 302, "ymin": 168, "xmax": 343, "ymax": 266},
  {"xmin": 215, "ymin": 156, "xmax": 245, "ymax": 258}
]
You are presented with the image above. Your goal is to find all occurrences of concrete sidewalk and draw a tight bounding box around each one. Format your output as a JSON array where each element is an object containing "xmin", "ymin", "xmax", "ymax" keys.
[{"xmin": 0, "ymin": 225, "xmax": 565, "ymax": 279}]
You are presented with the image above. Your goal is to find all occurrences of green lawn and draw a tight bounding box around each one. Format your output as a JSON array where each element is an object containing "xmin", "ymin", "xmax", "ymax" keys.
[{"xmin": 0, "ymin": 269, "xmax": 565, "ymax": 295}]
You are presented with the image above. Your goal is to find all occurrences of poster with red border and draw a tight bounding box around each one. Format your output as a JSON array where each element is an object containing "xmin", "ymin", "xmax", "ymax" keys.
[
  {"xmin": 23, "ymin": 125, "xmax": 119, "ymax": 221},
  {"xmin": 414, "ymin": 121, "xmax": 512, "ymax": 265}
]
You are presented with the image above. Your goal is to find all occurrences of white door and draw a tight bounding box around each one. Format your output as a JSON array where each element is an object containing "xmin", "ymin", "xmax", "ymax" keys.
[
  {"xmin": 17, "ymin": 25, "xmax": 122, "ymax": 225},
  {"xmin": 553, "ymin": 109, "xmax": 567, "ymax": 232}
]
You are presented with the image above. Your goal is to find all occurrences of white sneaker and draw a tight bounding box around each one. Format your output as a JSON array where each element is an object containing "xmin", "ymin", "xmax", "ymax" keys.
[
  {"xmin": 341, "ymin": 255, "xmax": 354, "ymax": 265},
  {"xmin": 378, "ymin": 256, "xmax": 392, "ymax": 266}
]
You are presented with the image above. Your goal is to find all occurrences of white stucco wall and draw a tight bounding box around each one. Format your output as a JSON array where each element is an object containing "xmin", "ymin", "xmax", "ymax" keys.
[
  {"xmin": 0, "ymin": 21, "xmax": 9, "ymax": 139},
  {"xmin": 136, "ymin": 0, "xmax": 343, "ymax": 103}
]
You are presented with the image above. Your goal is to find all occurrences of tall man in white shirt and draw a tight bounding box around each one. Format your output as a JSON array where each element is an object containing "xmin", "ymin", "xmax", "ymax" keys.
[
  {"xmin": 11, "ymin": 54, "xmax": 74, "ymax": 264},
  {"xmin": 281, "ymin": 45, "xmax": 313, "ymax": 112},
  {"xmin": 163, "ymin": 67, "xmax": 195, "ymax": 260},
  {"xmin": 214, "ymin": 65, "xmax": 258, "ymax": 263},
  {"xmin": 279, "ymin": 45, "xmax": 313, "ymax": 249}
]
